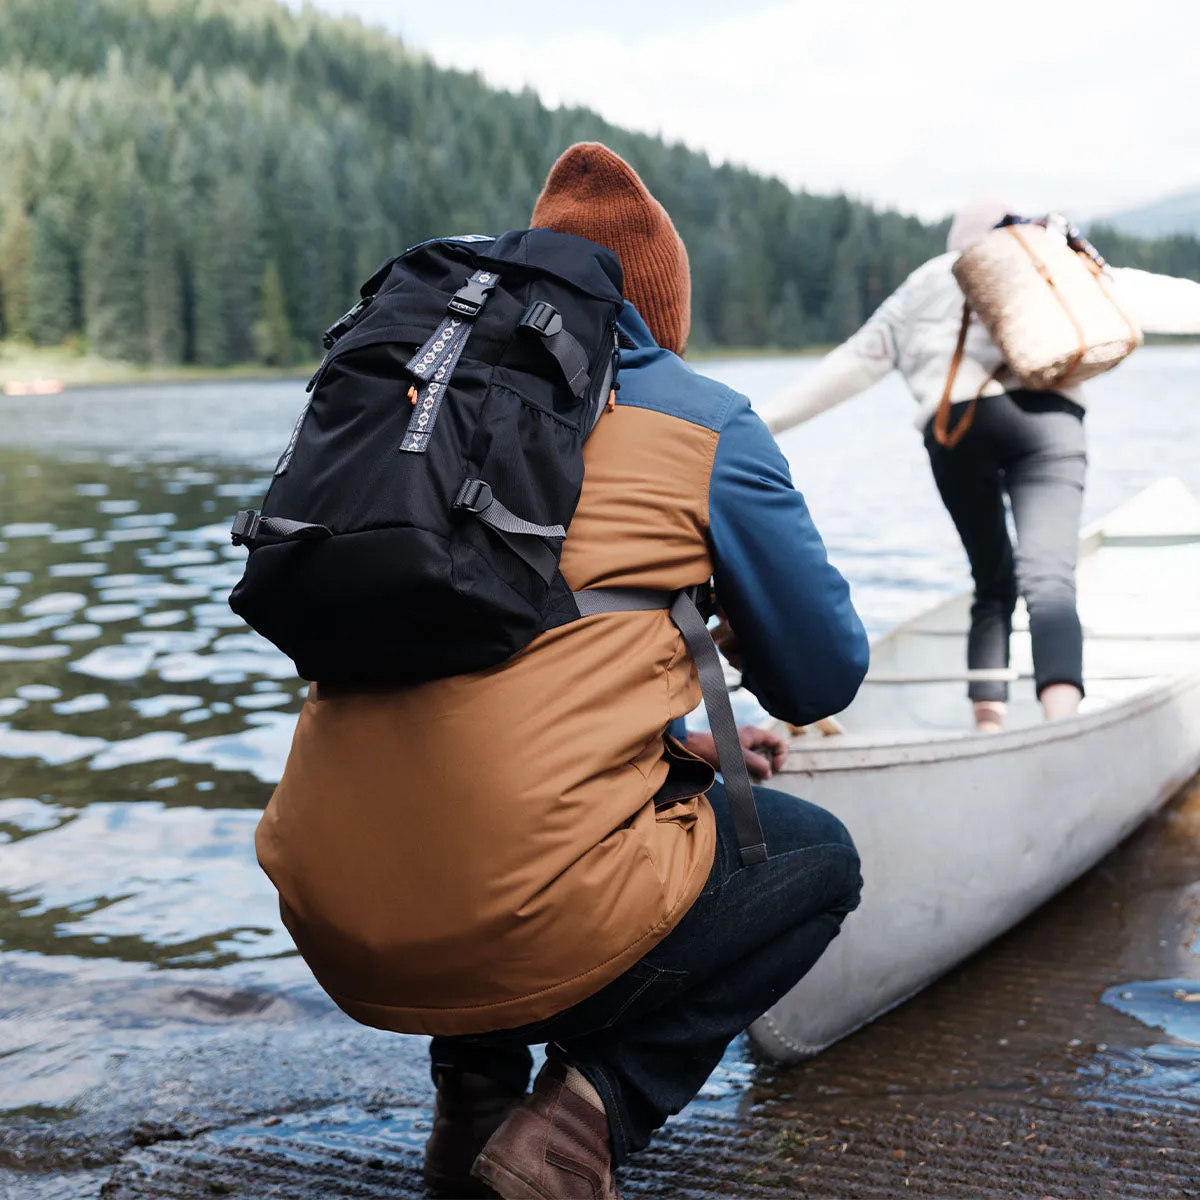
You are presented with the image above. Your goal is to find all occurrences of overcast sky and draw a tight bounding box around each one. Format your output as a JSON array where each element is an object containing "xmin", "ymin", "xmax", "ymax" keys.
[{"xmin": 288, "ymin": 0, "xmax": 1199, "ymax": 222}]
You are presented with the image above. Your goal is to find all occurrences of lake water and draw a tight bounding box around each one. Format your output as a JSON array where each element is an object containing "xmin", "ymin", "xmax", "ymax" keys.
[{"xmin": 1, "ymin": 346, "xmax": 1199, "ymax": 1197}]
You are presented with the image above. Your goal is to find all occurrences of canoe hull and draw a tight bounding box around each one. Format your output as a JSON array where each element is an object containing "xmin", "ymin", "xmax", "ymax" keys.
[{"xmin": 748, "ymin": 670, "xmax": 1200, "ymax": 1063}]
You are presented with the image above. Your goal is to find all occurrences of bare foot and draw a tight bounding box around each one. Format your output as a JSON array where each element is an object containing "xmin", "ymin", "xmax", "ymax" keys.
[
  {"xmin": 973, "ymin": 700, "xmax": 1007, "ymax": 733},
  {"xmin": 1040, "ymin": 682, "xmax": 1083, "ymax": 721}
]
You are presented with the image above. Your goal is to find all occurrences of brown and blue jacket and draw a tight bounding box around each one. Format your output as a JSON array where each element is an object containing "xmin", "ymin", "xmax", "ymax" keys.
[{"xmin": 256, "ymin": 302, "xmax": 869, "ymax": 1036}]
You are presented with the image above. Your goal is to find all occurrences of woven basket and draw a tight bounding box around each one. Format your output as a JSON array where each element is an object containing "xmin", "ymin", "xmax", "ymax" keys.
[{"xmin": 952, "ymin": 224, "xmax": 1142, "ymax": 391}]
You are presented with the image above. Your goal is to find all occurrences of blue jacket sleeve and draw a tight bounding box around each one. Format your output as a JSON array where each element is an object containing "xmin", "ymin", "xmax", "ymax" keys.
[{"xmin": 708, "ymin": 393, "xmax": 869, "ymax": 725}]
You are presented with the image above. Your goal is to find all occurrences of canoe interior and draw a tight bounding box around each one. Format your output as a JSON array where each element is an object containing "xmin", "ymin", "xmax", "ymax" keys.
[
  {"xmin": 747, "ymin": 477, "xmax": 1200, "ymax": 1065},
  {"xmin": 825, "ymin": 476, "xmax": 1200, "ymax": 740}
]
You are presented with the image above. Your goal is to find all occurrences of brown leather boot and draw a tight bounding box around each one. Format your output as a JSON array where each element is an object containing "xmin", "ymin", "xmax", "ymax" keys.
[
  {"xmin": 422, "ymin": 1070, "xmax": 524, "ymax": 1198},
  {"xmin": 472, "ymin": 1059, "xmax": 620, "ymax": 1199}
]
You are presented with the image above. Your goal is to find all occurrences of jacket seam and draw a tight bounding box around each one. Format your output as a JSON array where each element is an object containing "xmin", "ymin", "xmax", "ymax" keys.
[{"xmin": 699, "ymin": 423, "xmax": 721, "ymax": 541}]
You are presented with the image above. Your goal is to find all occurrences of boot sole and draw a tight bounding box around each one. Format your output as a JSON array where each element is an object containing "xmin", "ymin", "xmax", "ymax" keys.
[
  {"xmin": 472, "ymin": 1151, "xmax": 552, "ymax": 1200},
  {"xmin": 424, "ymin": 1164, "xmax": 499, "ymax": 1199}
]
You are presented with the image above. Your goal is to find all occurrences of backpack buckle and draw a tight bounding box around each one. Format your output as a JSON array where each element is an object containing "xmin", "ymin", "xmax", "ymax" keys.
[
  {"xmin": 689, "ymin": 578, "xmax": 719, "ymax": 621},
  {"xmin": 453, "ymin": 478, "xmax": 494, "ymax": 514},
  {"xmin": 321, "ymin": 297, "xmax": 372, "ymax": 349},
  {"xmin": 520, "ymin": 300, "xmax": 563, "ymax": 338},
  {"xmin": 447, "ymin": 270, "xmax": 498, "ymax": 318},
  {"xmin": 230, "ymin": 509, "xmax": 262, "ymax": 547}
]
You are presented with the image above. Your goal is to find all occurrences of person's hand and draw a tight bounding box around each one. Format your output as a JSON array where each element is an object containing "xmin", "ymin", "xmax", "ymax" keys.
[
  {"xmin": 711, "ymin": 615, "xmax": 742, "ymax": 671},
  {"xmin": 736, "ymin": 724, "xmax": 789, "ymax": 780},
  {"xmin": 684, "ymin": 725, "xmax": 790, "ymax": 782}
]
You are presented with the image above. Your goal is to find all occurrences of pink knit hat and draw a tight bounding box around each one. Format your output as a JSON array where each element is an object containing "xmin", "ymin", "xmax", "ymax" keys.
[{"xmin": 947, "ymin": 194, "xmax": 1013, "ymax": 254}]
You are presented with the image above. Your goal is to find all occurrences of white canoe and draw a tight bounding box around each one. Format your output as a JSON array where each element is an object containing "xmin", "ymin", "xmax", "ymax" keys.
[{"xmin": 748, "ymin": 476, "xmax": 1200, "ymax": 1063}]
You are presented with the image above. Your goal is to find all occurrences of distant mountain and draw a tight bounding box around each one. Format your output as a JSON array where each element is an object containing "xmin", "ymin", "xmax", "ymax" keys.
[{"xmin": 1092, "ymin": 190, "xmax": 1200, "ymax": 239}]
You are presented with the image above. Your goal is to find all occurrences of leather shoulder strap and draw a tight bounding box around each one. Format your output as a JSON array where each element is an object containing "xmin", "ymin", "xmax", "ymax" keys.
[{"xmin": 932, "ymin": 300, "xmax": 975, "ymax": 448}]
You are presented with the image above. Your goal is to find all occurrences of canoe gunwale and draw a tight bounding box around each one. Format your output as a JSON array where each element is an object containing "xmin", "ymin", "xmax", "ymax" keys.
[{"xmin": 780, "ymin": 669, "xmax": 1200, "ymax": 776}]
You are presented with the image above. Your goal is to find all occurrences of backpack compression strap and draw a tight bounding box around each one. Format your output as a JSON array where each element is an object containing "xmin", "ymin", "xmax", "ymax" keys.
[
  {"xmin": 454, "ymin": 479, "xmax": 566, "ymax": 584},
  {"xmin": 575, "ymin": 587, "xmax": 769, "ymax": 868},
  {"xmin": 229, "ymin": 477, "xmax": 567, "ymax": 586},
  {"xmin": 519, "ymin": 301, "xmax": 592, "ymax": 398},
  {"xmin": 230, "ymin": 511, "xmax": 332, "ymax": 548}
]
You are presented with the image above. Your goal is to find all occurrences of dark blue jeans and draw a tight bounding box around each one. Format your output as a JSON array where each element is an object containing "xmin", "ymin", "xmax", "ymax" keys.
[
  {"xmin": 430, "ymin": 781, "xmax": 862, "ymax": 1163},
  {"xmin": 924, "ymin": 391, "xmax": 1087, "ymax": 702}
]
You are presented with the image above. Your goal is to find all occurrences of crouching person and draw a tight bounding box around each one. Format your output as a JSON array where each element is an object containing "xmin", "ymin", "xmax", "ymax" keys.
[{"xmin": 255, "ymin": 144, "xmax": 869, "ymax": 1199}]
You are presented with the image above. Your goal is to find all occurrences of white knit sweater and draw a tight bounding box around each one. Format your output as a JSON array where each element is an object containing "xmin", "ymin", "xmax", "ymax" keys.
[{"xmin": 768, "ymin": 253, "xmax": 1200, "ymax": 434}]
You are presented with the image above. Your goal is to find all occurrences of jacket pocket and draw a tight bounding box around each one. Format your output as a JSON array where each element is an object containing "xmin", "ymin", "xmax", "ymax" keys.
[
  {"xmin": 653, "ymin": 735, "xmax": 716, "ymax": 813},
  {"xmin": 594, "ymin": 959, "xmax": 691, "ymax": 1030}
]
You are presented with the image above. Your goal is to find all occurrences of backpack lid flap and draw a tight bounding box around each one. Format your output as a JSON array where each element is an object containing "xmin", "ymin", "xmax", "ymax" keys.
[{"xmin": 478, "ymin": 228, "xmax": 624, "ymax": 305}]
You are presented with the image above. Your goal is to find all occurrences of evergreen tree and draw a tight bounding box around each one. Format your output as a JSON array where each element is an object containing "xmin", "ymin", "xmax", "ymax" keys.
[
  {"xmin": 253, "ymin": 259, "xmax": 293, "ymax": 366},
  {"xmin": 28, "ymin": 195, "xmax": 81, "ymax": 345},
  {"xmin": 83, "ymin": 148, "xmax": 145, "ymax": 360},
  {"xmin": 768, "ymin": 281, "xmax": 807, "ymax": 350},
  {"xmin": 187, "ymin": 205, "xmax": 230, "ymax": 368},
  {"xmin": 186, "ymin": 174, "xmax": 262, "ymax": 366},
  {"xmin": 829, "ymin": 217, "xmax": 868, "ymax": 341},
  {"xmin": 142, "ymin": 190, "xmax": 184, "ymax": 364},
  {"xmin": 0, "ymin": 202, "xmax": 32, "ymax": 341}
]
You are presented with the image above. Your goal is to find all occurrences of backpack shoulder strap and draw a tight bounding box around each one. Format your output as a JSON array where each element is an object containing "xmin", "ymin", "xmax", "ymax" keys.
[
  {"xmin": 932, "ymin": 300, "xmax": 974, "ymax": 448},
  {"xmin": 574, "ymin": 587, "xmax": 768, "ymax": 867},
  {"xmin": 932, "ymin": 301, "xmax": 1007, "ymax": 449}
]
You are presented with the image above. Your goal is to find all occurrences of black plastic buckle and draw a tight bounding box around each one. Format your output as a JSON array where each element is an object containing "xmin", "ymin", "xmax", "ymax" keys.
[
  {"xmin": 321, "ymin": 297, "xmax": 372, "ymax": 349},
  {"xmin": 453, "ymin": 478, "xmax": 494, "ymax": 514},
  {"xmin": 519, "ymin": 300, "xmax": 563, "ymax": 338},
  {"xmin": 690, "ymin": 579, "xmax": 719, "ymax": 622},
  {"xmin": 447, "ymin": 271, "xmax": 497, "ymax": 318},
  {"xmin": 230, "ymin": 509, "xmax": 261, "ymax": 547}
]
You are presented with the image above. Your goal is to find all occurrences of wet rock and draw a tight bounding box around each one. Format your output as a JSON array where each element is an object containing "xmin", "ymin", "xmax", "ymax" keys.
[{"xmin": 128, "ymin": 1120, "xmax": 189, "ymax": 1149}]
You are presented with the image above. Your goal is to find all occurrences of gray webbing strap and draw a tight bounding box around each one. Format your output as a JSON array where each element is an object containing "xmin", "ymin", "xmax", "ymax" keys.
[
  {"xmin": 667, "ymin": 592, "xmax": 768, "ymax": 866},
  {"xmin": 519, "ymin": 301, "xmax": 592, "ymax": 398},
  {"xmin": 574, "ymin": 588, "xmax": 675, "ymax": 616},
  {"xmin": 473, "ymin": 500, "xmax": 566, "ymax": 542},
  {"xmin": 230, "ymin": 510, "xmax": 332, "ymax": 547},
  {"xmin": 454, "ymin": 479, "xmax": 565, "ymax": 584},
  {"xmin": 574, "ymin": 587, "xmax": 768, "ymax": 867}
]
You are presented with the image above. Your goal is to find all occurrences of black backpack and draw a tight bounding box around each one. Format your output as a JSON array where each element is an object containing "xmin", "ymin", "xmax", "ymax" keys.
[
  {"xmin": 227, "ymin": 227, "xmax": 769, "ymax": 869},
  {"xmin": 228, "ymin": 228, "xmax": 624, "ymax": 685}
]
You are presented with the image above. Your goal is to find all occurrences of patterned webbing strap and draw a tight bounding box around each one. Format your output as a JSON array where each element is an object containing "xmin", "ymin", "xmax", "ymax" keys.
[
  {"xmin": 401, "ymin": 269, "xmax": 499, "ymax": 454},
  {"xmin": 574, "ymin": 587, "xmax": 769, "ymax": 868}
]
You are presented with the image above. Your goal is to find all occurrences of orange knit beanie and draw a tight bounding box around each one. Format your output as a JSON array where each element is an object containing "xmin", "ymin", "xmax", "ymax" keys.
[{"xmin": 531, "ymin": 143, "xmax": 691, "ymax": 355}]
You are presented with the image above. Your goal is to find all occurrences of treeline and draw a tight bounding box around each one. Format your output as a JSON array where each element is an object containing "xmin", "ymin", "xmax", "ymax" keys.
[
  {"xmin": 1086, "ymin": 226, "xmax": 1200, "ymax": 281},
  {"xmin": 0, "ymin": 0, "xmax": 1196, "ymax": 367}
]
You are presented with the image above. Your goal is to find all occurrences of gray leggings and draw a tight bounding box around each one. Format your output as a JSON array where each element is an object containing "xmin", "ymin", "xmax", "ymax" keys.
[{"xmin": 924, "ymin": 392, "xmax": 1087, "ymax": 703}]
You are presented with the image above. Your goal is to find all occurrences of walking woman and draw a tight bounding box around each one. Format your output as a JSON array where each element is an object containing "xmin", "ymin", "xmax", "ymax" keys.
[{"xmin": 769, "ymin": 196, "xmax": 1200, "ymax": 732}]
